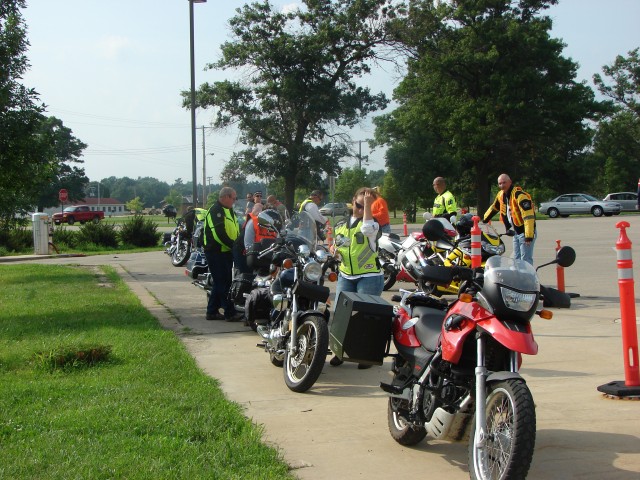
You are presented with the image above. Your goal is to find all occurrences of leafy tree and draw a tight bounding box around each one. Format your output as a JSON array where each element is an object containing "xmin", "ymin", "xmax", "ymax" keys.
[
  {"xmin": 164, "ymin": 190, "xmax": 183, "ymax": 209},
  {"xmin": 126, "ymin": 197, "xmax": 144, "ymax": 214},
  {"xmin": 335, "ymin": 168, "xmax": 369, "ymax": 202},
  {"xmin": 186, "ymin": 0, "xmax": 396, "ymax": 211},
  {"xmin": 591, "ymin": 49, "xmax": 640, "ymax": 194},
  {"xmin": 1, "ymin": 3, "xmax": 88, "ymax": 223},
  {"xmin": 379, "ymin": 0, "xmax": 601, "ymax": 212}
]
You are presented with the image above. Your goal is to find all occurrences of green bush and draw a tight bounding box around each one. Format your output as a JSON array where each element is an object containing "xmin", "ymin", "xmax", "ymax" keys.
[
  {"xmin": 52, "ymin": 226, "xmax": 78, "ymax": 248},
  {"xmin": 0, "ymin": 227, "xmax": 33, "ymax": 254},
  {"xmin": 76, "ymin": 222, "xmax": 119, "ymax": 248},
  {"xmin": 119, "ymin": 215, "xmax": 161, "ymax": 247}
]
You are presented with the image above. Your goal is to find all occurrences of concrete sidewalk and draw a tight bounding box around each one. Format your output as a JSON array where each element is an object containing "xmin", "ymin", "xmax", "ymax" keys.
[{"xmin": 2, "ymin": 216, "xmax": 639, "ymax": 479}]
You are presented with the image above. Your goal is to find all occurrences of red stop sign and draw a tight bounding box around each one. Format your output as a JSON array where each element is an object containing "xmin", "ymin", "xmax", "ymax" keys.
[{"xmin": 59, "ymin": 189, "xmax": 68, "ymax": 202}]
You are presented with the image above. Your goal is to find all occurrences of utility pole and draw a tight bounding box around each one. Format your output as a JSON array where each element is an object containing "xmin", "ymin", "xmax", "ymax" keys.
[{"xmin": 201, "ymin": 126, "xmax": 206, "ymax": 208}]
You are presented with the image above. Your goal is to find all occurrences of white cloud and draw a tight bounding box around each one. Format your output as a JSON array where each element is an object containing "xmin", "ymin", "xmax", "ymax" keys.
[
  {"xmin": 280, "ymin": 2, "xmax": 301, "ymax": 15},
  {"xmin": 97, "ymin": 35, "xmax": 132, "ymax": 60}
]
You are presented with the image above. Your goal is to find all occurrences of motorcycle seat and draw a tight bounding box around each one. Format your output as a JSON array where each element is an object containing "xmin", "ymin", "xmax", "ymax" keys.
[
  {"xmin": 386, "ymin": 232, "xmax": 401, "ymax": 241},
  {"xmin": 413, "ymin": 306, "xmax": 446, "ymax": 352}
]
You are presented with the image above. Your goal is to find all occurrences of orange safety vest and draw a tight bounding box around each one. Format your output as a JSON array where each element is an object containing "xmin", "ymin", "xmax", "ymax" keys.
[{"xmin": 249, "ymin": 213, "xmax": 278, "ymax": 243}]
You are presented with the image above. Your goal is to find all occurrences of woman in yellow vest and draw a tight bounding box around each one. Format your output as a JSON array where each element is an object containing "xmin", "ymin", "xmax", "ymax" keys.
[{"xmin": 330, "ymin": 187, "xmax": 383, "ymax": 369}]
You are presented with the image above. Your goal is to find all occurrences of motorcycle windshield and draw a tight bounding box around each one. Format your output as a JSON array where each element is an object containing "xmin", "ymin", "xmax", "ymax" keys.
[
  {"xmin": 285, "ymin": 211, "xmax": 318, "ymax": 250},
  {"xmin": 483, "ymin": 256, "xmax": 539, "ymax": 292}
]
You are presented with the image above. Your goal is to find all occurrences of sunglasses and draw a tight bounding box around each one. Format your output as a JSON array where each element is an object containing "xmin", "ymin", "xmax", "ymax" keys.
[{"xmin": 354, "ymin": 202, "xmax": 364, "ymax": 209}]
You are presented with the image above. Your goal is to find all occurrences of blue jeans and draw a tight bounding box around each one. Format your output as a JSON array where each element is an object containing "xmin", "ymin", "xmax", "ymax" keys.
[
  {"xmin": 204, "ymin": 250, "xmax": 235, "ymax": 318},
  {"xmin": 334, "ymin": 274, "xmax": 384, "ymax": 309},
  {"xmin": 513, "ymin": 231, "xmax": 536, "ymax": 265},
  {"xmin": 380, "ymin": 223, "xmax": 391, "ymax": 234}
]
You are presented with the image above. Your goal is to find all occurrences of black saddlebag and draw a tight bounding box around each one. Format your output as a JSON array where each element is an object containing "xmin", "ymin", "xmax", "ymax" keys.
[{"xmin": 329, "ymin": 292, "xmax": 394, "ymax": 366}]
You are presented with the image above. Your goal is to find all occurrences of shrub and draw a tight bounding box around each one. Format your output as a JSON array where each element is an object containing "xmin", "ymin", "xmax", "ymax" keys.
[
  {"xmin": 119, "ymin": 215, "xmax": 161, "ymax": 247},
  {"xmin": 0, "ymin": 227, "xmax": 33, "ymax": 254},
  {"xmin": 52, "ymin": 225, "xmax": 78, "ymax": 248},
  {"xmin": 76, "ymin": 222, "xmax": 119, "ymax": 248}
]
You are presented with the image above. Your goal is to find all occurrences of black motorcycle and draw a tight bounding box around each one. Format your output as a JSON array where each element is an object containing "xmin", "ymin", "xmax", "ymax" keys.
[
  {"xmin": 164, "ymin": 217, "xmax": 191, "ymax": 267},
  {"xmin": 247, "ymin": 211, "xmax": 338, "ymax": 393}
]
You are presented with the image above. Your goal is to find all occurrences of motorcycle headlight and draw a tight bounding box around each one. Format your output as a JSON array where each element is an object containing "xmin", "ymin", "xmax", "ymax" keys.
[
  {"xmin": 482, "ymin": 243, "xmax": 505, "ymax": 255},
  {"xmin": 500, "ymin": 287, "xmax": 536, "ymax": 312},
  {"xmin": 303, "ymin": 261, "xmax": 323, "ymax": 282},
  {"xmin": 315, "ymin": 249, "xmax": 328, "ymax": 263},
  {"xmin": 271, "ymin": 293, "xmax": 286, "ymax": 309}
]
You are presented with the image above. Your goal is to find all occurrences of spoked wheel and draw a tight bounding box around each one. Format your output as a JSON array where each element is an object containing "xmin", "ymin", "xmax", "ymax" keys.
[
  {"xmin": 418, "ymin": 278, "xmax": 442, "ymax": 297},
  {"xmin": 283, "ymin": 314, "xmax": 328, "ymax": 393},
  {"xmin": 469, "ymin": 379, "xmax": 536, "ymax": 480},
  {"xmin": 171, "ymin": 241, "xmax": 191, "ymax": 266},
  {"xmin": 387, "ymin": 374, "xmax": 426, "ymax": 445},
  {"xmin": 379, "ymin": 251, "xmax": 397, "ymax": 291}
]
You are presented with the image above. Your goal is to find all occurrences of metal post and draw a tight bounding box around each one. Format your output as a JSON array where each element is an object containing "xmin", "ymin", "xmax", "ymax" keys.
[
  {"xmin": 202, "ymin": 125, "xmax": 206, "ymax": 208},
  {"xmin": 189, "ymin": 0, "xmax": 198, "ymax": 208}
]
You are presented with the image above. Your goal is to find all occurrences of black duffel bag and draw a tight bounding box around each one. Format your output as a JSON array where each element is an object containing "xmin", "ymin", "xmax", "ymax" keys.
[{"xmin": 228, "ymin": 272, "xmax": 255, "ymax": 306}]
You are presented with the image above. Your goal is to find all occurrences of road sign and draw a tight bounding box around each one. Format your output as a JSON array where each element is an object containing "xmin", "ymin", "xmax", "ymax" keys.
[{"xmin": 58, "ymin": 189, "xmax": 68, "ymax": 202}]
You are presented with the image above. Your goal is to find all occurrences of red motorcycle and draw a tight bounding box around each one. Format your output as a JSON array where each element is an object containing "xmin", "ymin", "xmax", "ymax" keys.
[{"xmin": 381, "ymin": 219, "xmax": 576, "ymax": 479}]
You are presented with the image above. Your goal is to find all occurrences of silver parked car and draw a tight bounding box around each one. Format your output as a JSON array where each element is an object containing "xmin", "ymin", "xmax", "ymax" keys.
[
  {"xmin": 538, "ymin": 193, "xmax": 621, "ymax": 218},
  {"xmin": 603, "ymin": 192, "xmax": 638, "ymax": 211},
  {"xmin": 319, "ymin": 202, "xmax": 350, "ymax": 217}
]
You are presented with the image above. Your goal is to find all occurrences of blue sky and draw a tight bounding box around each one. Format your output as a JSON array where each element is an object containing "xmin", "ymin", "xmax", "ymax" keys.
[{"xmin": 20, "ymin": 0, "xmax": 640, "ymax": 186}]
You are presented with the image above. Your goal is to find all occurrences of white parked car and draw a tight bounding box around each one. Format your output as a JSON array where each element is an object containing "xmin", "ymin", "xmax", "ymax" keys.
[{"xmin": 539, "ymin": 193, "xmax": 621, "ymax": 218}]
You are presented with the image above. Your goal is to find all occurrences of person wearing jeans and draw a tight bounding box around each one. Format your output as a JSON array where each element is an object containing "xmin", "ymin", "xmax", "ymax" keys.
[
  {"xmin": 483, "ymin": 173, "xmax": 537, "ymax": 265},
  {"xmin": 330, "ymin": 187, "xmax": 383, "ymax": 369}
]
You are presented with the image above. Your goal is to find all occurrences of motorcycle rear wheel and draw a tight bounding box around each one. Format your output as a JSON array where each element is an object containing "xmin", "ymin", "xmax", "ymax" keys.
[
  {"xmin": 387, "ymin": 373, "xmax": 427, "ymax": 445},
  {"xmin": 468, "ymin": 379, "xmax": 536, "ymax": 480},
  {"xmin": 171, "ymin": 241, "xmax": 191, "ymax": 266},
  {"xmin": 283, "ymin": 314, "xmax": 328, "ymax": 393}
]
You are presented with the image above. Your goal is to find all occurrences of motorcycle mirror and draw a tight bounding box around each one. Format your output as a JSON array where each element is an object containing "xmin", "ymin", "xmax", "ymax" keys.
[
  {"xmin": 422, "ymin": 212, "xmax": 433, "ymax": 221},
  {"xmin": 334, "ymin": 234, "xmax": 351, "ymax": 247},
  {"xmin": 422, "ymin": 219, "xmax": 447, "ymax": 242},
  {"xmin": 556, "ymin": 246, "xmax": 576, "ymax": 268}
]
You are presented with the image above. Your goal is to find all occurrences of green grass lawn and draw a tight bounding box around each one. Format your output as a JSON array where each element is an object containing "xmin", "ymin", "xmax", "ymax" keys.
[{"xmin": 0, "ymin": 264, "xmax": 294, "ymax": 479}]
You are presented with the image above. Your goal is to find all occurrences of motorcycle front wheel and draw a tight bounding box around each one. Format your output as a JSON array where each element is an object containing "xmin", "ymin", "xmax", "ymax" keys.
[
  {"xmin": 171, "ymin": 241, "xmax": 191, "ymax": 267},
  {"xmin": 468, "ymin": 379, "xmax": 536, "ymax": 480},
  {"xmin": 283, "ymin": 314, "xmax": 328, "ymax": 393},
  {"xmin": 379, "ymin": 251, "xmax": 397, "ymax": 291}
]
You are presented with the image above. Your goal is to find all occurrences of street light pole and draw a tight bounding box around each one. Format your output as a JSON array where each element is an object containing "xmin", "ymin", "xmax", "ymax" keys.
[{"xmin": 189, "ymin": 0, "xmax": 206, "ymax": 208}]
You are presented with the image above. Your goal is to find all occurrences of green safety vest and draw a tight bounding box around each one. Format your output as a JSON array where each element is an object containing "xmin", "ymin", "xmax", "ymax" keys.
[
  {"xmin": 335, "ymin": 219, "xmax": 380, "ymax": 276},
  {"xmin": 204, "ymin": 204, "xmax": 239, "ymax": 253},
  {"xmin": 433, "ymin": 190, "xmax": 457, "ymax": 216},
  {"xmin": 299, "ymin": 198, "xmax": 313, "ymax": 213}
]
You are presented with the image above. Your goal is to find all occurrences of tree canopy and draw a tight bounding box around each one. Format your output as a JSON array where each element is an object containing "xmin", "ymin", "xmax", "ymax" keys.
[
  {"xmin": 0, "ymin": 1, "xmax": 87, "ymax": 224},
  {"xmin": 186, "ymin": 0, "xmax": 396, "ymax": 211},
  {"xmin": 375, "ymin": 0, "xmax": 602, "ymax": 212},
  {"xmin": 591, "ymin": 48, "xmax": 640, "ymax": 194}
]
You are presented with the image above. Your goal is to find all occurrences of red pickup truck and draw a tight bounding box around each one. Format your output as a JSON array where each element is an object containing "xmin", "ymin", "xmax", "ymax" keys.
[{"xmin": 53, "ymin": 205, "xmax": 104, "ymax": 225}]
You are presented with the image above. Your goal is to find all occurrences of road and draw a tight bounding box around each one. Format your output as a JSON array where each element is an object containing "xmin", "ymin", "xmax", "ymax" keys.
[{"xmin": 3, "ymin": 215, "xmax": 640, "ymax": 479}]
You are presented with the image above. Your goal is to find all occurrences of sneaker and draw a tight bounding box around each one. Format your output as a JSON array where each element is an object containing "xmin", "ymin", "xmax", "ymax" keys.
[
  {"xmin": 206, "ymin": 313, "xmax": 224, "ymax": 320},
  {"xmin": 329, "ymin": 355, "xmax": 344, "ymax": 367},
  {"xmin": 357, "ymin": 364, "xmax": 372, "ymax": 370}
]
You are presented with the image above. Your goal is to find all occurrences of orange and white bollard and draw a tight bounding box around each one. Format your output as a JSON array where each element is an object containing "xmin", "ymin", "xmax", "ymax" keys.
[
  {"xmin": 470, "ymin": 216, "xmax": 481, "ymax": 268},
  {"xmin": 403, "ymin": 212, "xmax": 408, "ymax": 236},
  {"xmin": 556, "ymin": 239, "xmax": 565, "ymax": 292},
  {"xmin": 597, "ymin": 221, "xmax": 640, "ymax": 397},
  {"xmin": 325, "ymin": 221, "xmax": 333, "ymax": 245}
]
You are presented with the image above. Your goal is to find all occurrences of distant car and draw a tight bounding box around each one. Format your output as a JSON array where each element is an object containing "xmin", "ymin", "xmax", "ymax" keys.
[
  {"xmin": 319, "ymin": 202, "xmax": 350, "ymax": 217},
  {"xmin": 539, "ymin": 194, "xmax": 621, "ymax": 218},
  {"xmin": 603, "ymin": 192, "xmax": 638, "ymax": 211}
]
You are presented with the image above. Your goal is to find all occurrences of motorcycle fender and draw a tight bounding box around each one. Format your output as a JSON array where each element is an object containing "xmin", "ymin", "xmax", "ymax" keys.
[
  {"xmin": 477, "ymin": 317, "xmax": 538, "ymax": 355},
  {"xmin": 486, "ymin": 371, "xmax": 524, "ymax": 384},
  {"xmin": 440, "ymin": 301, "xmax": 491, "ymax": 364},
  {"xmin": 297, "ymin": 309, "xmax": 328, "ymax": 324}
]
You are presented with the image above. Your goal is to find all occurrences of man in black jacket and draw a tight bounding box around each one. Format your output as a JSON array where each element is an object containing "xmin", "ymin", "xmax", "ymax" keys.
[{"xmin": 204, "ymin": 187, "xmax": 241, "ymax": 321}]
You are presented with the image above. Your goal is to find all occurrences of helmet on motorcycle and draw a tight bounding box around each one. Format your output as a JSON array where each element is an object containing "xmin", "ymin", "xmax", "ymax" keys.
[
  {"xmin": 456, "ymin": 213, "xmax": 474, "ymax": 237},
  {"xmin": 257, "ymin": 209, "xmax": 283, "ymax": 232}
]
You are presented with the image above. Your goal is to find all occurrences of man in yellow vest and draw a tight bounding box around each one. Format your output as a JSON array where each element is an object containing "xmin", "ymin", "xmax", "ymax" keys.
[
  {"xmin": 432, "ymin": 177, "xmax": 458, "ymax": 222},
  {"xmin": 298, "ymin": 190, "xmax": 328, "ymax": 240},
  {"xmin": 204, "ymin": 187, "xmax": 241, "ymax": 321},
  {"xmin": 483, "ymin": 173, "xmax": 537, "ymax": 265}
]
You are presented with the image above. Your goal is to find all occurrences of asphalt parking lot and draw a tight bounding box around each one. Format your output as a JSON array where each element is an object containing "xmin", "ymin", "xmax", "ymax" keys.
[{"xmin": 2, "ymin": 214, "xmax": 640, "ymax": 479}]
